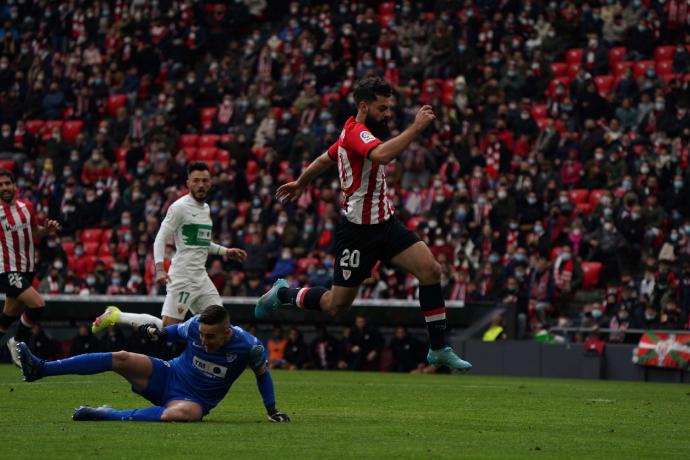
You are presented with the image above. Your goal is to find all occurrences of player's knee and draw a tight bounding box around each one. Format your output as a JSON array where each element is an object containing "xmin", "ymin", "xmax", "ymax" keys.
[
  {"xmin": 161, "ymin": 407, "xmax": 202, "ymax": 422},
  {"xmin": 418, "ymin": 261, "xmax": 442, "ymax": 285},
  {"xmin": 111, "ymin": 351, "xmax": 131, "ymax": 368}
]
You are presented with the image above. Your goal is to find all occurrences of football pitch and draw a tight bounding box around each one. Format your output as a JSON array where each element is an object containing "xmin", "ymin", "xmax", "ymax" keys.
[{"xmin": 1, "ymin": 365, "xmax": 687, "ymax": 459}]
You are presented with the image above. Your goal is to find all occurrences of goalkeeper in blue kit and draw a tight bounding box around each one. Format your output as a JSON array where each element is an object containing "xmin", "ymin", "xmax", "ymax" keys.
[{"xmin": 15, "ymin": 305, "xmax": 290, "ymax": 422}]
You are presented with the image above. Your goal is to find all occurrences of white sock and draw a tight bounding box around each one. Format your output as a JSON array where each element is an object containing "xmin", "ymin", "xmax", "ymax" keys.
[{"xmin": 117, "ymin": 313, "xmax": 163, "ymax": 329}]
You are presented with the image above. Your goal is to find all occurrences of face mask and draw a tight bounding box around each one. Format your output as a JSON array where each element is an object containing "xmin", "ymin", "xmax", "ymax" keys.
[
  {"xmin": 53, "ymin": 261, "xmax": 63, "ymax": 269},
  {"xmin": 534, "ymin": 225, "xmax": 544, "ymax": 234},
  {"xmin": 489, "ymin": 254, "xmax": 499, "ymax": 264},
  {"xmin": 457, "ymin": 209, "xmax": 467, "ymax": 220},
  {"xmin": 671, "ymin": 233, "xmax": 679, "ymax": 242},
  {"xmin": 112, "ymin": 278, "xmax": 121, "ymax": 286},
  {"xmin": 685, "ymin": 226, "xmax": 690, "ymax": 234},
  {"xmin": 655, "ymin": 103, "xmax": 665, "ymax": 111},
  {"xmin": 514, "ymin": 254, "xmax": 525, "ymax": 262},
  {"xmin": 527, "ymin": 197, "xmax": 537, "ymax": 205},
  {"xmin": 561, "ymin": 253, "xmax": 571, "ymax": 261},
  {"xmin": 644, "ymin": 313, "xmax": 656, "ymax": 321},
  {"xmin": 325, "ymin": 223, "xmax": 334, "ymax": 230},
  {"xmin": 674, "ymin": 181, "xmax": 683, "ymax": 189},
  {"xmin": 591, "ymin": 309, "xmax": 602, "ymax": 319},
  {"xmin": 281, "ymin": 252, "xmax": 291, "ymax": 259},
  {"xmin": 622, "ymin": 180, "xmax": 632, "ymax": 191},
  {"xmin": 477, "ymin": 198, "xmax": 487, "ymax": 206},
  {"xmin": 86, "ymin": 277, "xmax": 96, "ymax": 286},
  {"xmin": 604, "ymin": 222, "xmax": 614, "ymax": 232},
  {"xmin": 498, "ymin": 190, "xmax": 507, "ymax": 199},
  {"xmin": 509, "ymin": 222, "xmax": 518, "ymax": 230}
]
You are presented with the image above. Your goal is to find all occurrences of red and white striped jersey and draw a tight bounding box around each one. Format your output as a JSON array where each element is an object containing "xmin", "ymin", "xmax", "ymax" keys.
[
  {"xmin": 0, "ymin": 200, "xmax": 37, "ymax": 273},
  {"xmin": 327, "ymin": 116, "xmax": 394, "ymax": 225}
]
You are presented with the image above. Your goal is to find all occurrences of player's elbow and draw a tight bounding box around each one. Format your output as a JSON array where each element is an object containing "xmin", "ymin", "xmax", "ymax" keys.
[{"xmin": 369, "ymin": 150, "xmax": 392, "ymax": 165}]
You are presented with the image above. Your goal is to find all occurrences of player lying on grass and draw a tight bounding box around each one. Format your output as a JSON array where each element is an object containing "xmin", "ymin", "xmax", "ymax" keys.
[{"xmin": 16, "ymin": 305, "xmax": 290, "ymax": 423}]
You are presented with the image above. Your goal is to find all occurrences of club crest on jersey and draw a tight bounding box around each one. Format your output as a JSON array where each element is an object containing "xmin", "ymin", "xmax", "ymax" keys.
[
  {"xmin": 360, "ymin": 131, "xmax": 376, "ymax": 144},
  {"xmin": 343, "ymin": 269, "xmax": 351, "ymax": 280},
  {"xmin": 226, "ymin": 353, "xmax": 237, "ymax": 363}
]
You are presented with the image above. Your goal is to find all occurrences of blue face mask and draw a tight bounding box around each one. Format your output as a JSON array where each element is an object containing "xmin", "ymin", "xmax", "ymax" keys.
[
  {"xmin": 527, "ymin": 197, "xmax": 537, "ymax": 205},
  {"xmin": 674, "ymin": 181, "xmax": 683, "ymax": 189},
  {"xmin": 489, "ymin": 255, "xmax": 499, "ymax": 264},
  {"xmin": 591, "ymin": 309, "xmax": 602, "ymax": 319},
  {"xmin": 561, "ymin": 253, "xmax": 571, "ymax": 261}
]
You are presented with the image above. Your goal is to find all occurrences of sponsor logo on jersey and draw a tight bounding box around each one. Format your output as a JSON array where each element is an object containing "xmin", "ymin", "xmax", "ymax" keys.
[
  {"xmin": 193, "ymin": 355, "xmax": 227, "ymax": 378},
  {"xmin": 181, "ymin": 223, "xmax": 212, "ymax": 246},
  {"xmin": 343, "ymin": 269, "xmax": 351, "ymax": 280},
  {"xmin": 360, "ymin": 131, "xmax": 376, "ymax": 144}
]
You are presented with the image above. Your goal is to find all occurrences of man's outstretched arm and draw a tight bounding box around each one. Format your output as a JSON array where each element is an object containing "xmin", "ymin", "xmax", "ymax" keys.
[{"xmin": 276, "ymin": 151, "xmax": 336, "ymax": 203}]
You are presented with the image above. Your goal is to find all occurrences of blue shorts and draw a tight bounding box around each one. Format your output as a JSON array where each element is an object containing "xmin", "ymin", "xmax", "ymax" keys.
[{"xmin": 133, "ymin": 357, "xmax": 212, "ymax": 415}]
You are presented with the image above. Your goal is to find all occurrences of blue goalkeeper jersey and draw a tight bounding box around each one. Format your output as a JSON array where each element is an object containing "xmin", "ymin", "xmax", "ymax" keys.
[{"xmin": 169, "ymin": 316, "xmax": 266, "ymax": 410}]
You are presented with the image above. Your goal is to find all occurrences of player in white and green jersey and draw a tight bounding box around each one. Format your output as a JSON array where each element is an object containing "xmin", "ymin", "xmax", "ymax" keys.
[{"xmin": 92, "ymin": 162, "xmax": 247, "ymax": 332}]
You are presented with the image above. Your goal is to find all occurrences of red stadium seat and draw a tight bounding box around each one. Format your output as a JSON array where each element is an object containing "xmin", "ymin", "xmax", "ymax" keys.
[
  {"xmin": 378, "ymin": 1, "xmax": 395, "ymax": 15},
  {"xmin": 106, "ymin": 94, "xmax": 127, "ymax": 116},
  {"xmin": 661, "ymin": 73, "xmax": 681, "ymax": 86},
  {"xmin": 581, "ymin": 262, "xmax": 603, "ymax": 289},
  {"xmin": 550, "ymin": 62, "xmax": 568, "ymax": 77},
  {"xmin": 198, "ymin": 134, "xmax": 220, "ymax": 148},
  {"xmin": 567, "ymin": 63, "xmax": 581, "ymax": 78},
  {"xmin": 43, "ymin": 120, "xmax": 64, "ymax": 137},
  {"xmin": 654, "ymin": 45, "xmax": 675, "ymax": 62},
  {"xmin": 656, "ymin": 60, "xmax": 674, "ymax": 76},
  {"xmin": 566, "ymin": 48, "xmax": 583, "ymax": 65},
  {"xmin": 575, "ymin": 202, "xmax": 593, "ymax": 215},
  {"xmin": 196, "ymin": 147, "xmax": 217, "ymax": 161},
  {"xmin": 321, "ymin": 93, "xmax": 341, "ymax": 107},
  {"xmin": 531, "ymin": 104, "xmax": 548, "ymax": 119},
  {"xmin": 200, "ymin": 107, "xmax": 217, "ymax": 131},
  {"xmin": 178, "ymin": 134, "xmax": 199, "ymax": 149},
  {"xmin": 609, "ymin": 47, "xmax": 626, "ymax": 66},
  {"xmin": 99, "ymin": 255, "xmax": 115, "ymax": 269},
  {"xmin": 101, "ymin": 229, "xmax": 113, "ymax": 244},
  {"xmin": 535, "ymin": 118, "xmax": 552, "ymax": 130},
  {"xmin": 406, "ymin": 216, "xmax": 425, "ymax": 231},
  {"xmin": 0, "ymin": 159, "xmax": 15, "ymax": 171},
  {"xmin": 115, "ymin": 147, "xmax": 128, "ymax": 162},
  {"xmin": 216, "ymin": 149, "xmax": 230, "ymax": 169},
  {"xmin": 62, "ymin": 120, "xmax": 84, "ymax": 144},
  {"xmin": 379, "ymin": 13, "xmax": 395, "ymax": 28},
  {"xmin": 80, "ymin": 229, "xmax": 103, "ymax": 243},
  {"xmin": 182, "ymin": 147, "xmax": 197, "ymax": 160},
  {"xmin": 549, "ymin": 246, "xmax": 563, "ymax": 261},
  {"xmin": 612, "ymin": 61, "xmax": 633, "ymax": 77},
  {"xmin": 568, "ymin": 189, "xmax": 590, "ymax": 204},
  {"xmin": 594, "ymin": 75, "xmax": 614, "ymax": 96},
  {"xmin": 548, "ymin": 76, "xmax": 571, "ymax": 98},
  {"xmin": 97, "ymin": 244, "xmax": 113, "ymax": 257},
  {"xmin": 589, "ymin": 189, "xmax": 608, "ymax": 207},
  {"xmin": 633, "ymin": 60, "xmax": 655, "ymax": 78},
  {"xmin": 83, "ymin": 241, "xmax": 100, "ymax": 256},
  {"xmin": 25, "ymin": 120, "xmax": 44, "ymax": 136},
  {"xmin": 246, "ymin": 160, "xmax": 259, "ymax": 183},
  {"xmin": 62, "ymin": 241, "xmax": 75, "ymax": 257},
  {"xmin": 237, "ymin": 201, "xmax": 250, "ymax": 217}
]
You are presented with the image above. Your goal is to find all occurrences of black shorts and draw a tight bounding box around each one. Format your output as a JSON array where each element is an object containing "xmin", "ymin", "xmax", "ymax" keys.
[
  {"xmin": 333, "ymin": 217, "xmax": 421, "ymax": 287},
  {"xmin": 0, "ymin": 271, "xmax": 34, "ymax": 298}
]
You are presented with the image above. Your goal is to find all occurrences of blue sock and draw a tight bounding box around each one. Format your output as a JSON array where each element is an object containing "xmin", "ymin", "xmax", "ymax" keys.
[
  {"xmin": 43, "ymin": 353, "xmax": 113, "ymax": 376},
  {"xmin": 104, "ymin": 406, "xmax": 165, "ymax": 422}
]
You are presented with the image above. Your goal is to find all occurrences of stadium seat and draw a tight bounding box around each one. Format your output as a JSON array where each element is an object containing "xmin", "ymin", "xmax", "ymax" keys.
[
  {"xmin": 43, "ymin": 120, "xmax": 64, "ymax": 137},
  {"xmin": 612, "ymin": 61, "xmax": 633, "ymax": 77},
  {"xmin": 97, "ymin": 244, "xmax": 113, "ymax": 257},
  {"xmin": 321, "ymin": 93, "xmax": 341, "ymax": 107},
  {"xmin": 581, "ymin": 262, "xmax": 603, "ymax": 289},
  {"xmin": 535, "ymin": 118, "xmax": 551, "ymax": 130},
  {"xmin": 99, "ymin": 255, "xmax": 115, "ymax": 269},
  {"xmin": 565, "ymin": 48, "xmax": 583, "ymax": 65},
  {"xmin": 656, "ymin": 60, "xmax": 674, "ymax": 76},
  {"xmin": 182, "ymin": 147, "xmax": 197, "ymax": 160},
  {"xmin": 575, "ymin": 202, "xmax": 593, "ymax": 215},
  {"xmin": 654, "ymin": 45, "xmax": 675, "ymax": 62},
  {"xmin": 80, "ymin": 229, "xmax": 103, "ymax": 243},
  {"xmin": 593, "ymin": 75, "xmax": 614, "ymax": 96},
  {"xmin": 237, "ymin": 201, "xmax": 250, "ymax": 217},
  {"xmin": 567, "ymin": 63, "xmax": 581, "ymax": 78},
  {"xmin": 246, "ymin": 160, "xmax": 259, "ymax": 183},
  {"xmin": 588, "ymin": 189, "xmax": 608, "ymax": 206},
  {"xmin": 196, "ymin": 147, "xmax": 217, "ymax": 161},
  {"xmin": 378, "ymin": 1, "xmax": 395, "ymax": 15},
  {"xmin": 531, "ymin": 104, "xmax": 548, "ymax": 119},
  {"xmin": 25, "ymin": 120, "xmax": 44, "ymax": 136},
  {"xmin": 296, "ymin": 257, "xmax": 318, "ymax": 275},
  {"xmin": 549, "ymin": 246, "xmax": 563, "ymax": 261},
  {"xmin": 0, "ymin": 159, "xmax": 15, "ymax": 172},
  {"xmin": 62, "ymin": 120, "xmax": 84, "ymax": 144},
  {"xmin": 379, "ymin": 13, "xmax": 395, "ymax": 27},
  {"xmin": 660, "ymin": 73, "xmax": 680, "ymax": 86},
  {"xmin": 608, "ymin": 47, "xmax": 626, "ymax": 66},
  {"xmin": 106, "ymin": 94, "xmax": 127, "ymax": 116},
  {"xmin": 101, "ymin": 229, "xmax": 113, "ymax": 244},
  {"xmin": 633, "ymin": 60, "xmax": 655, "ymax": 78},
  {"xmin": 200, "ymin": 107, "xmax": 217, "ymax": 131},
  {"xmin": 62, "ymin": 241, "xmax": 75, "ymax": 257},
  {"xmin": 550, "ymin": 62, "xmax": 568, "ymax": 77},
  {"xmin": 548, "ymin": 76, "xmax": 571, "ymax": 98},
  {"xmin": 406, "ymin": 216, "xmax": 425, "ymax": 231},
  {"xmin": 198, "ymin": 134, "xmax": 220, "ymax": 148},
  {"xmin": 83, "ymin": 241, "xmax": 100, "ymax": 256},
  {"xmin": 178, "ymin": 134, "xmax": 199, "ymax": 149},
  {"xmin": 568, "ymin": 189, "xmax": 590, "ymax": 204},
  {"xmin": 216, "ymin": 149, "xmax": 230, "ymax": 168},
  {"xmin": 115, "ymin": 147, "xmax": 128, "ymax": 162}
]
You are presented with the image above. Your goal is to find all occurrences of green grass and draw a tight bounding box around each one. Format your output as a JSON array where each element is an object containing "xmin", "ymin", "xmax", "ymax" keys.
[{"xmin": 1, "ymin": 365, "xmax": 688, "ymax": 459}]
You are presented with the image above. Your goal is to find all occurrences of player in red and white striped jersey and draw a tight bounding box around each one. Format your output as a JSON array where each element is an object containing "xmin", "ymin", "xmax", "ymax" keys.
[
  {"xmin": 256, "ymin": 78, "xmax": 471, "ymax": 371},
  {"xmin": 0, "ymin": 169, "xmax": 61, "ymax": 367}
]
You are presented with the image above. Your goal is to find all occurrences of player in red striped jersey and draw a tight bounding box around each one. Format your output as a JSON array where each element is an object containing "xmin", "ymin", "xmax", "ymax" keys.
[
  {"xmin": 256, "ymin": 78, "xmax": 471, "ymax": 371},
  {"xmin": 0, "ymin": 169, "xmax": 61, "ymax": 366}
]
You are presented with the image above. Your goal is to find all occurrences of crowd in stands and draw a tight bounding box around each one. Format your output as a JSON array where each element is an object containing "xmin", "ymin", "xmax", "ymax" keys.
[{"xmin": 1, "ymin": 1, "xmax": 690, "ymax": 340}]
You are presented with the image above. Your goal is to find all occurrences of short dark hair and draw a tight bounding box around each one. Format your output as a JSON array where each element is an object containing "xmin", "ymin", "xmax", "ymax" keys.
[
  {"xmin": 199, "ymin": 305, "xmax": 230, "ymax": 325},
  {"xmin": 0, "ymin": 169, "xmax": 15, "ymax": 183},
  {"xmin": 187, "ymin": 161, "xmax": 210, "ymax": 177},
  {"xmin": 353, "ymin": 77, "xmax": 393, "ymax": 104}
]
